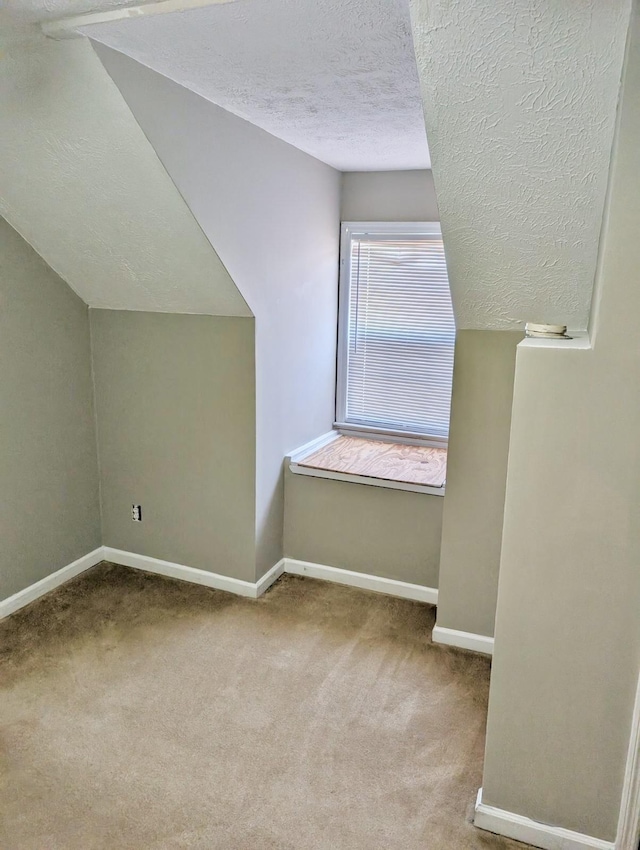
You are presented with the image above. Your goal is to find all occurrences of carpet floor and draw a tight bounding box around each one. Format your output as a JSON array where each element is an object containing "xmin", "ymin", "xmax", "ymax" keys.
[{"xmin": 0, "ymin": 563, "xmax": 528, "ymax": 850}]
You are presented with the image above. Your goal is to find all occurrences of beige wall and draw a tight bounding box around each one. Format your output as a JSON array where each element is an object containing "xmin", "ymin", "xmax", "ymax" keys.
[
  {"xmin": 482, "ymin": 6, "xmax": 640, "ymax": 841},
  {"xmin": 341, "ymin": 170, "xmax": 439, "ymax": 222},
  {"xmin": 283, "ymin": 169, "xmax": 442, "ymax": 584},
  {"xmin": 284, "ymin": 469, "xmax": 442, "ymax": 587},
  {"xmin": 90, "ymin": 310, "xmax": 257, "ymax": 583},
  {"xmin": 96, "ymin": 45, "xmax": 341, "ymax": 579},
  {"xmin": 0, "ymin": 218, "xmax": 101, "ymax": 600},
  {"xmin": 436, "ymin": 331, "xmax": 521, "ymax": 637}
]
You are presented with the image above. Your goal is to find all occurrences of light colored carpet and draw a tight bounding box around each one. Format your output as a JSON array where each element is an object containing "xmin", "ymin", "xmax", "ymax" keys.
[
  {"xmin": 0, "ymin": 563, "xmax": 527, "ymax": 850},
  {"xmin": 299, "ymin": 435, "xmax": 447, "ymax": 488}
]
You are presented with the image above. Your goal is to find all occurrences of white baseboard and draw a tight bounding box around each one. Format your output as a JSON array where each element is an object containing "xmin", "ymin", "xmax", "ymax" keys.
[
  {"xmin": 0, "ymin": 547, "xmax": 104, "ymax": 620},
  {"xmin": 103, "ymin": 548, "xmax": 283, "ymax": 600},
  {"xmin": 1, "ymin": 549, "xmax": 435, "ymax": 621},
  {"xmin": 432, "ymin": 624, "xmax": 494, "ymax": 656},
  {"xmin": 283, "ymin": 558, "xmax": 438, "ymax": 605},
  {"xmin": 100, "ymin": 554, "xmax": 438, "ymax": 604},
  {"xmin": 474, "ymin": 788, "xmax": 615, "ymax": 850},
  {"xmin": 256, "ymin": 559, "xmax": 286, "ymax": 596},
  {"xmin": 616, "ymin": 669, "xmax": 640, "ymax": 850}
]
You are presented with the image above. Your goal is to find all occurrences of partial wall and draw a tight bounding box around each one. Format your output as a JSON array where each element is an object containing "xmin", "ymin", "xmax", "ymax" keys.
[
  {"xmin": 284, "ymin": 470, "xmax": 442, "ymax": 587},
  {"xmin": 482, "ymin": 5, "xmax": 640, "ymax": 841},
  {"xmin": 436, "ymin": 331, "xmax": 521, "ymax": 638},
  {"xmin": 283, "ymin": 169, "xmax": 443, "ymax": 585},
  {"xmin": 90, "ymin": 310, "xmax": 256, "ymax": 582},
  {"xmin": 341, "ymin": 170, "xmax": 438, "ymax": 222},
  {"xmin": 0, "ymin": 217, "xmax": 101, "ymax": 601},
  {"xmin": 95, "ymin": 46, "xmax": 341, "ymax": 580}
]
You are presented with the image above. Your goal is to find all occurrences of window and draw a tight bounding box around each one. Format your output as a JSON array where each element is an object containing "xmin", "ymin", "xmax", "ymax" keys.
[{"xmin": 336, "ymin": 222, "xmax": 455, "ymax": 443}]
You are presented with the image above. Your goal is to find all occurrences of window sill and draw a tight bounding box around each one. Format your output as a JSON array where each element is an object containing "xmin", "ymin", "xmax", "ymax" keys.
[{"xmin": 287, "ymin": 432, "xmax": 447, "ymax": 497}]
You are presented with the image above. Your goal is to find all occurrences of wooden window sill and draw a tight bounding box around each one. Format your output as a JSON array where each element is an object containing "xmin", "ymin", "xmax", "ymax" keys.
[{"xmin": 287, "ymin": 434, "xmax": 447, "ymax": 496}]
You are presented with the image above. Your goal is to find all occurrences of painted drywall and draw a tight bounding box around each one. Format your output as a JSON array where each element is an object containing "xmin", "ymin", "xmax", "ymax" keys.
[
  {"xmin": 0, "ymin": 29, "xmax": 247, "ymax": 316},
  {"xmin": 409, "ymin": 0, "xmax": 630, "ymax": 331},
  {"xmin": 283, "ymin": 169, "xmax": 442, "ymax": 587},
  {"xmin": 90, "ymin": 310, "xmax": 257, "ymax": 582},
  {"xmin": 0, "ymin": 217, "xmax": 101, "ymax": 601},
  {"xmin": 482, "ymin": 6, "xmax": 640, "ymax": 840},
  {"xmin": 3, "ymin": 0, "xmax": 161, "ymax": 21},
  {"xmin": 82, "ymin": 0, "xmax": 429, "ymax": 171},
  {"xmin": 340, "ymin": 171, "xmax": 438, "ymax": 222},
  {"xmin": 95, "ymin": 46, "xmax": 341, "ymax": 578},
  {"xmin": 436, "ymin": 331, "xmax": 521, "ymax": 639},
  {"xmin": 284, "ymin": 469, "xmax": 442, "ymax": 587}
]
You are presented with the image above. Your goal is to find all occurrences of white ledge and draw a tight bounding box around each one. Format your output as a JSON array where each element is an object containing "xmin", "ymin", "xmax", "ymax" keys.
[{"xmin": 518, "ymin": 329, "xmax": 592, "ymax": 350}]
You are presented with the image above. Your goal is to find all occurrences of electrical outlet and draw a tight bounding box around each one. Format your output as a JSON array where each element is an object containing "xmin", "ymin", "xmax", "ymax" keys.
[{"xmin": 131, "ymin": 504, "xmax": 142, "ymax": 522}]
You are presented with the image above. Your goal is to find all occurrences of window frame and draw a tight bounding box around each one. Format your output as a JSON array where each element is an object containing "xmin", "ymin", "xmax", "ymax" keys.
[{"xmin": 335, "ymin": 220, "xmax": 452, "ymax": 449}]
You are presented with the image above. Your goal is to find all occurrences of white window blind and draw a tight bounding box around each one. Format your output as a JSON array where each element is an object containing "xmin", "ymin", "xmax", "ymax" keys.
[{"xmin": 337, "ymin": 222, "xmax": 456, "ymax": 440}]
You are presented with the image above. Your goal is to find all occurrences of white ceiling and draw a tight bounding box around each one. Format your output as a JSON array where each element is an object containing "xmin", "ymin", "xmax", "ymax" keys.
[
  {"xmin": 1, "ymin": 0, "xmax": 159, "ymax": 22},
  {"xmin": 0, "ymin": 31, "xmax": 250, "ymax": 316},
  {"xmin": 79, "ymin": 0, "xmax": 430, "ymax": 172},
  {"xmin": 410, "ymin": 0, "xmax": 631, "ymax": 330}
]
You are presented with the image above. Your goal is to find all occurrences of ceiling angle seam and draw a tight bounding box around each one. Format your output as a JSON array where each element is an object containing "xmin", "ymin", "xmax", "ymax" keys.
[{"xmin": 41, "ymin": 0, "xmax": 238, "ymax": 39}]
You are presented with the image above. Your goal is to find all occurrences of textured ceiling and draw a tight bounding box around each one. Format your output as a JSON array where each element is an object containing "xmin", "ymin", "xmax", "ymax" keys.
[
  {"xmin": 0, "ymin": 32, "xmax": 250, "ymax": 315},
  {"xmin": 410, "ymin": 0, "xmax": 631, "ymax": 331},
  {"xmin": 1, "ymin": 0, "xmax": 161, "ymax": 23},
  {"xmin": 80, "ymin": 0, "xmax": 430, "ymax": 171}
]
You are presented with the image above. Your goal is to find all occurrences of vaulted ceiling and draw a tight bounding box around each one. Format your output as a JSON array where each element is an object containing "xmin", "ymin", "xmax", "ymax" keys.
[
  {"xmin": 0, "ymin": 0, "xmax": 634, "ymax": 328},
  {"xmin": 2, "ymin": 0, "xmax": 161, "ymax": 22},
  {"xmin": 409, "ymin": 0, "xmax": 631, "ymax": 330},
  {"xmin": 0, "ymin": 24, "xmax": 249, "ymax": 315},
  {"xmin": 85, "ymin": 0, "xmax": 632, "ymax": 329},
  {"xmin": 79, "ymin": 0, "xmax": 430, "ymax": 171}
]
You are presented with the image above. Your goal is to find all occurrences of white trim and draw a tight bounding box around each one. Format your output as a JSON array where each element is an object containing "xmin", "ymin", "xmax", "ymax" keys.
[
  {"xmin": 102, "ymin": 548, "xmax": 282, "ymax": 599},
  {"xmin": 341, "ymin": 221, "xmax": 443, "ymax": 235},
  {"xmin": 288, "ymin": 460, "xmax": 445, "ymax": 496},
  {"xmin": 519, "ymin": 330, "xmax": 592, "ymax": 351},
  {"xmin": 336, "ymin": 220, "xmax": 352, "ymax": 427},
  {"xmin": 616, "ymin": 670, "xmax": 640, "ymax": 850},
  {"xmin": 0, "ymin": 548, "xmax": 104, "ymax": 620},
  {"xmin": 255, "ymin": 559, "xmax": 286, "ymax": 597},
  {"xmin": 432, "ymin": 625, "xmax": 494, "ymax": 656},
  {"xmin": 283, "ymin": 558, "xmax": 438, "ymax": 605},
  {"xmin": 42, "ymin": 0, "xmax": 238, "ymax": 39},
  {"xmin": 0, "ymin": 551, "xmax": 435, "ymax": 621},
  {"xmin": 335, "ymin": 422, "xmax": 447, "ymax": 449},
  {"xmin": 287, "ymin": 430, "xmax": 340, "ymax": 464},
  {"xmin": 336, "ymin": 220, "xmax": 452, "ymax": 443},
  {"xmin": 475, "ymin": 788, "xmax": 615, "ymax": 850}
]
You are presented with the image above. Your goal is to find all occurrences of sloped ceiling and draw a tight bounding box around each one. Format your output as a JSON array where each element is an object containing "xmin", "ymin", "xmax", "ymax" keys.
[
  {"xmin": 2, "ymin": 0, "xmax": 162, "ymax": 22},
  {"xmin": 409, "ymin": 0, "xmax": 631, "ymax": 331},
  {"xmin": 79, "ymin": 0, "xmax": 429, "ymax": 171},
  {"xmin": 0, "ymin": 27, "xmax": 250, "ymax": 316}
]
